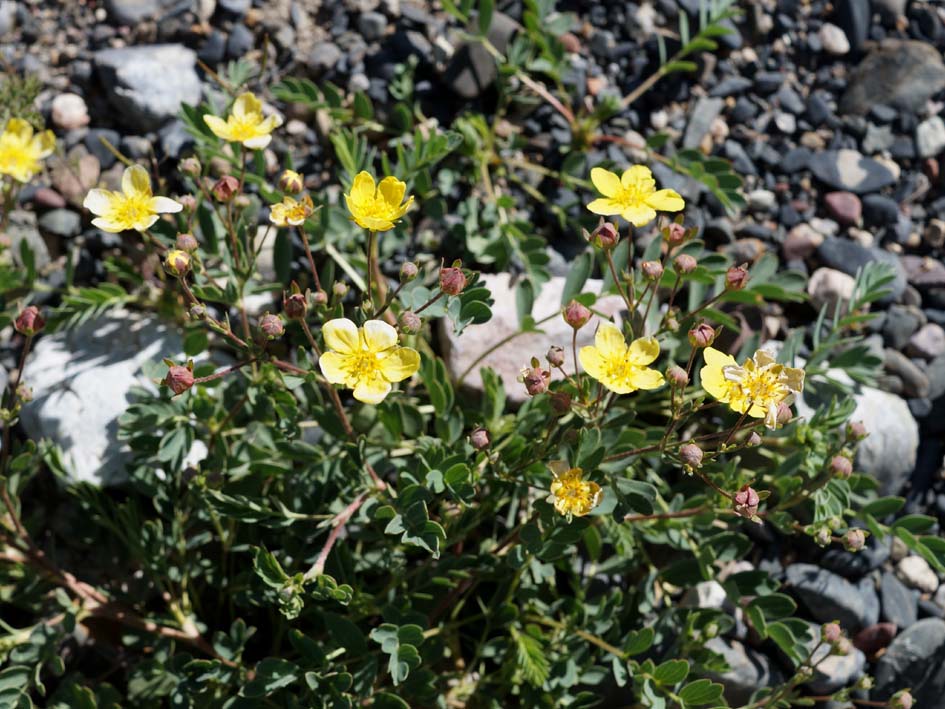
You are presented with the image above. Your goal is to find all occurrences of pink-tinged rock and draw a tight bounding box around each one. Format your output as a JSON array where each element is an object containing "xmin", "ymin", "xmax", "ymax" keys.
[
  {"xmin": 901, "ymin": 255, "xmax": 945, "ymax": 287},
  {"xmin": 32, "ymin": 187, "xmax": 67, "ymax": 209},
  {"xmin": 907, "ymin": 323, "xmax": 945, "ymax": 360},
  {"xmin": 824, "ymin": 191, "xmax": 862, "ymax": 226},
  {"xmin": 853, "ymin": 622, "xmax": 897, "ymax": 656},
  {"xmin": 50, "ymin": 93, "xmax": 90, "ymax": 130},
  {"xmin": 783, "ymin": 223, "xmax": 824, "ymax": 260}
]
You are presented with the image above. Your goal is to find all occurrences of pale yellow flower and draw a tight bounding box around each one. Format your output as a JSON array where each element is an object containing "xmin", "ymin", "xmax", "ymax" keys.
[
  {"xmin": 83, "ymin": 165, "xmax": 182, "ymax": 233},
  {"xmin": 0, "ymin": 118, "xmax": 55, "ymax": 183},
  {"xmin": 701, "ymin": 347, "xmax": 805, "ymax": 429},
  {"xmin": 318, "ymin": 318, "xmax": 420, "ymax": 404},
  {"xmin": 587, "ymin": 165, "xmax": 684, "ymax": 227},
  {"xmin": 344, "ymin": 171, "xmax": 414, "ymax": 232},
  {"xmin": 548, "ymin": 461, "xmax": 602, "ymax": 518},
  {"xmin": 269, "ymin": 194, "xmax": 314, "ymax": 227},
  {"xmin": 203, "ymin": 92, "xmax": 282, "ymax": 149},
  {"xmin": 579, "ymin": 322, "xmax": 665, "ymax": 394}
]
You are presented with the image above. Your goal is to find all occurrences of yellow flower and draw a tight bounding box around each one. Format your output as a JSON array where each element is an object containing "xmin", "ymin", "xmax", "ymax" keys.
[
  {"xmin": 700, "ymin": 347, "xmax": 805, "ymax": 429},
  {"xmin": 579, "ymin": 322, "xmax": 665, "ymax": 394},
  {"xmin": 203, "ymin": 92, "xmax": 282, "ymax": 149},
  {"xmin": 0, "ymin": 118, "xmax": 56, "ymax": 183},
  {"xmin": 587, "ymin": 165, "xmax": 684, "ymax": 227},
  {"xmin": 83, "ymin": 165, "xmax": 182, "ymax": 233},
  {"xmin": 318, "ymin": 318, "xmax": 420, "ymax": 404},
  {"xmin": 344, "ymin": 171, "xmax": 414, "ymax": 232},
  {"xmin": 548, "ymin": 462, "xmax": 602, "ymax": 518},
  {"xmin": 269, "ymin": 194, "xmax": 314, "ymax": 227}
]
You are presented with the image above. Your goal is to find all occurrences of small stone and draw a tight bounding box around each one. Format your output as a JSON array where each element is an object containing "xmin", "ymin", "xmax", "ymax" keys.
[
  {"xmin": 862, "ymin": 194, "xmax": 900, "ymax": 226},
  {"xmin": 683, "ymin": 96, "xmax": 725, "ymax": 150},
  {"xmin": 32, "ymin": 187, "xmax": 66, "ymax": 209},
  {"xmin": 902, "ymin": 255, "xmax": 945, "ymax": 288},
  {"xmin": 226, "ymin": 24, "xmax": 254, "ymax": 58},
  {"xmin": 898, "ymin": 556, "xmax": 940, "ymax": 593},
  {"xmin": 824, "ymin": 191, "xmax": 862, "ymax": 225},
  {"xmin": 820, "ymin": 22, "xmax": 850, "ymax": 55},
  {"xmin": 883, "ymin": 304, "xmax": 925, "ymax": 349},
  {"xmin": 925, "ymin": 219, "xmax": 945, "ymax": 248},
  {"xmin": 808, "ymin": 268, "xmax": 857, "ymax": 313},
  {"xmin": 907, "ymin": 324, "xmax": 945, "ymax": 360},
  {"xmin": 50, "ymin": 93, "xmax": 89, "ymax": 130},
  {"xmin": 917, "ymin": 116, "xmax": 945, "ymax": 158},
  {"xmin": 808, "ymin": 149, "xmax": 897, "ymax": 193},
  {"xmin": 873, "ymin": 618, "xmax": 945, "ymax": 705},
  {"xmin": 882, "ymin": 571, "xmax": 919, "ymax": 629},
  {"xmin": 835, "ymin": 0, "xmax": 870, "ymax": 51},
  {"xmin": 307, "ymin": 42, "xmax": 342, "ymax": 75},
  {"xmin": 885, "ymin": 349, "xmax": 930, "ymax": 398},
  {"xmin": 705, "ymin": 638, "xmax": 783, "ymax": 706},
  {"xmin": 863, "ymin": 122, "xmax": 896, "ymax": 153},
  {"xmin": 358, "ymin": 11, "xmax": 387, "ymax": 41},
  {"xmin": 785, "ymin": 563, "xmax": 879, "ymax": 631},
  {"xmin": 5, "ymin": 210, "xmax": 50, "ymax": 270},
  {"xmin": 854, "ymin": 622, "xmax": 898, "ymax": 655},
  {"xmin": 841, "ymin": 40, "xmax": 945, "ymax": 115},
  {"xmin": 747, "ymin": 189, "xmax": 776, "ymax": 212},
  {"xmin": 783, "ymin": 224, "xmax": 823, "ymax": 260},
  {"xmin": 444, "ymin": 11, "xmax": 516, "ymax": 98},
  {"xmin": 37, "ymin": 209, "xmax": 81, "ymax": 238}
]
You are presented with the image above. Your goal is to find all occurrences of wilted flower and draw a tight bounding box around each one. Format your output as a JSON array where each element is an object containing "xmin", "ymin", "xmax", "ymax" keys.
[
  {"xmin": 547, "ymin": 345, "xmax": 565, "ymax": 368},
  {"xmin": 203, "ymin": 92, "xmax": 282, "ymax": 149},
  {"xmin": 176, "ymin": 233, "xmax": 198, "ymax": 252},
  {"xmin": 439, "ymin": 263, "xmax": 467, "ymax": 296},
  {"xmin": 701, "ymin": 347, "xmax": 805, "ymax": 429},
  {"xmin": 14, "ymin": 306, "xmax": 44, "ymax": 336},
  {"xmin": 733, "ymin": 485, "xmax": 760, "ymax": 519},
  {"xmin": 83, "ymin": 165, "xmax": 182, "ymax": 233},
  {"xmin": 844, "ymin": 528, "xmax": 866, "ymax": 552},
  {"xmin": 269, "ymin": 193, "xmax": 314, "ymax": 227},
  {"xmin": 679, "ymin": 442, "xmax": 703, "ymax": 469},
  {"xmin": 259, "ymin": 313, "xmax": 285, "ymax": 340},
  {"xmin": 318, "ymin": 318, "xmax": 420, "ymax": 404},
  {"xmin": 688, "ymin": 323, "xmax": 716, "ymax": 348},
  {"xmin": 548, "ymin": 461, "xmax": 602, "ymax": 519},
  {"xmin": 0, "ymin": 117, "xmax": 55, "ymax": 182},
  {"xmin": 725, "ymin": 264, "xmax": 750, "ymax": 290},
  {"xmin": 641, "ymin": 260, "xmax": 664, "ymax": 281},
  {"xmin": 278, "ymin": 169, "xmax": 304, "ymax": 194},
  {"xmin": 674, "ymin": 254, "xmax": 697, "ymax": 274},
  {"xmin": 470, "ymin": 427, "xmax": 491, "ymax": 451},
  {"xmin": 830, "ymin": 455, "xmax": 853, "ymax": 479},
  {"xmin": 211, "ymin": 175, "xmax": 240, "ymax": 203},
  {"xmin": 344, "ymin": 171, "xmax": 413, "ymax": 231},
  {"xmin": 587, "ymin": 165, "xmax": 685, "ymax": 226},
  {"xmin": 521, "ymin": 358, "xmax": 551, "ymax": 396},
  {"xmin": 163, "ymin": 249, "xmax": 191, "ymax": 277},
  {"xmin": 563, "ymin": 299, "xmax": 591, "ymax": 330},
  {"xmin": 580, "ymin": 322, "xmax": 664, "ymax": 394},
  {"xmin": 164, "ymin": 362, "xmax": 195, "ymax": 396}
]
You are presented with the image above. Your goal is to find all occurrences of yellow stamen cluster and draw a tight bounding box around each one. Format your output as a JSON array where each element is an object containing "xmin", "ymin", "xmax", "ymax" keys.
[{"xmin": 548, "ymin": 462, "xmax": 602, "ymax": 519}]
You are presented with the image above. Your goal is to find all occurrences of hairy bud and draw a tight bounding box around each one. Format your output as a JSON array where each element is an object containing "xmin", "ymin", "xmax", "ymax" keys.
[
  {"xmin": 562, "ymin": 300, "xmax": 591, "ymax": 330},
  {"xmin": 679, "ymin": 443, "xmax": 704, "ymax": 469},
  {"xmin": 211, "ymin": 175, "xmax": 240, "ymax": 202},
  {"xmin": 312, "ymin": 289, "xmax": 328, "ymax": 306},
  {"xmin": 400, "ymin": 262, "xmax": 419, "ymax": 282},
  {"xmin": 278, "ymin": 169, "xmax": 304, "ymax": 194},
  {"xmin": 725, "ymin": 264, "xmax": 750, "ymax": 291},
  {"xmin": 888, "ymin": 690, "xmax": 914, "ymax": 709},
  {"xmin": 399, "ymin": 311, "xmax": 422, "ymax": 334},
  {"xmin": 674, "ymin": 253, "xmax": 697, "ymax": 274},
  {"xmin": 179, "ymin": 156, "xmax": 201, "ymax": 177},
  {"xmin": 332, "ymin": 281, "xmax": 349, "ymax": 298},
  {"xmin": 733, "ymin": 485, "xmax": 760, "ymax": 519},
  {"xmin": 665, "ymin": 221, "xmax": 687, "ymax": 246},
  {"xmin": 667, "ymin": 365, "xmax": 689, "ymax": 387},
  {"xmin": 178, "ymin": 194, "xmax": 197, "ymax": 212},
  {"xmin": 843, "ymin": 528, "xmax": 866, "ymax": 552},
  {"xmin": 470, "ymin": 427, "xmax": 491, "ymax": 451},
  {"xmin": 747, "ymin": 432, "xmax": 762, "ymax": 446},
  {"xmin": 176, "ymin": 232, "xmax": 198, "ymax": 252},
  {"xmin": 164, "ymin": 363, "xmax": 195, "ymax": 396},
  {"xmin": 587, "ymin": 219, "xmax": 620, "ymax": 249},
  {"xmin": 439, "ymin": 264, "xmax": 467, "ymax": 296},
  {"xmin": 14, "ymin": 306, "xmax": 44, "ymax": 337},
  {"xmin": 822, "ymin": 622, "xmax": 842, "ymax": 645},
  {"xmin": 283, "ymin": 290, "xmax": 308, "ymax": 320},
  {"xmin": 830, "ymin": 455, "xmax": 853, "ymax": 479},
  {"xmin": 259, "ymin": 313, "xmax": 285, "ymax": 340},
  {"xmin": 164, "ymin": 249, "xmax": 191, "ymax": 277},
  {"xmin": 688, "ymin": 323, "xmax": 716, "ymax": 348},
  {"xmin": 547, "ymin": 345, "xmax": 565, "ymax": 368},
  {"xmin": 846, "ymin": 420, "xmax": 867, "ymax": 441},
  {"xmin": 641, "ymin": 260, "xmax": 664, "ymax": 281}
]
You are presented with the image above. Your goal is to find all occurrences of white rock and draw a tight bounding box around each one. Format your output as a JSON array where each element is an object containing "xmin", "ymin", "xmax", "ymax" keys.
[
  {"xmin": 748, "ymin": 189, "xmax": 776, "ymax": 212},
  {"xmin": 820, "ymin": 23, "xmax": 850, "ymax": 55},
  {"xmin": 682, "ymin": 580, "xmax": 727, "ymax": 609},
  {"xmin": 917, "ymin": 116, "xmax": 945, "ymax": 159},
  {"xmin": 19, "ymin": 311, "xmax": 187, "ymax": 485},
  {"xmin": 440, "ymin": 273, "xmax": 625, "ymax": 401},
  {"xmin": 807, "ymin": 267, "xmax": 857, "ymax": 313},
  {"xmin": 897, "ymin": 555, "xmax": 940, "ymax": 593},
  {"xmin": 50, "ymin": 93, "xmax": 90, "ymax": 130}
]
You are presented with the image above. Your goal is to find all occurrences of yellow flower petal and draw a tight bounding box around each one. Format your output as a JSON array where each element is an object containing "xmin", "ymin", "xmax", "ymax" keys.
[
  {"xmin": 36, "ymin": 130, "xmax": 55, "ymax": 158},
  {"xmin": 318, "ymin": 351, "xmax": 350, "ymax": 384},
  {"xmin": 122, "ymin": 165, "xmax": 152, "ymax": 198},
  {"xmin": 132, "ymin": 214, "xmax": 160, "ymax": 232},
  {"xmin": 149, "ymin": 196, "xmax": 183, "ymax": 214},
  {"xmin": 350, "ymin": 171, "xmax": 376, "ymax": 204},
  {"xmin": 628, "ymin": 367, "xmax": 665, "ymax": 390},
  {"xmin": 322, "ymin": 318, "xmax": 360, "ymax": 354},
  {"xmin": 578, "ymin": 345, "xmax": 605, "ymax": 380},
  {"xmin": 377, "ymin": 176, "xmax": 406, "ymax": 208},
  {"xmin": 701, "ymin": 347, "xmax": 737, "ymax": 402},
  {"xmin": 586, "ymin": 197, "xmax": 622, "ymax": 216},
  {"xmin": 621, "ymin": 164, "xmax": 654, "ymax": 188},
  {"xmin": 621, "ymin": 205, "xmax": 657, "ymax": 227},
  {"xmin": 646, "ymin": 188, "xmax": 685, "ymax": 212},
  {"xmin": 627, "ymin": 337, "xmax": 660, "ymax": 366},
  {"xmin": 83, "ymin": 188, "xmax": 114, "ymax": 215},
  {"xmin": 378, "ymin": 347, "xmax": 420, "ymax": 383},
  {"xmin": 91, "ymin": 216, "xmax": 124, "ymax": 233},
  {"xmin": 361, "ymin": 216, "xmax": 396, "ymax": 231},
  {"xmin": 203, "ymin": 114, "xmax": 232, "ymax": 140},
  {"xmin": 590, "ymin": 167, "xmax": 621, "ymax": 198},
  {"xmin": 353, "ymin": 378, "xmax": 392, "ymax": 404},
  {"xmin": 594, "ymin": 322, "xmax": 627, "ymax": 360},
  {"xmin": 243, "ymin": 134, "xmax": 273, "ymax": 150},
  {"xmin": 232, "ymin": 92, "xmax": 261, "ymax": 119},
  {"xmin": 361, "ymin": 319, "xmax": 398, "ymax": 352}
]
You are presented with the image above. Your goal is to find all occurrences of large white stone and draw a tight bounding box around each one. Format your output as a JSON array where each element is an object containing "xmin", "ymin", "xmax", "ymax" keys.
[{"xmin": 440, "ymin": 273, "xmax": 625, "ymax": 400}]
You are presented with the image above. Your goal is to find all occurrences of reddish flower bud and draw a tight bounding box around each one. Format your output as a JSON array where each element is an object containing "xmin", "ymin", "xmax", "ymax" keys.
[
  {"xmin": 164, "ymin": 249, "xmax": 191, "ymax": 277},
  {"xmin": 399, "ymin": 310, "xmax": 422, "ymax": 334},
  {"xmin": 283, "ymin": 291, "xmax": 308, "ymax": 320},
  {"xmin": 521, "ymin": 359, "xmax": 551, "ymax": 396},
  {"xmin": 179, "ymin": 156, "xmax": 201, "ymax": 177},
  {"xmin": 733, "ymin": 485, "xmax": 760, "ymax": 518},
  {"xmin": 563, "ymin": 300, "xmax": 592, "ymax": 330},
  {"xmin": 439, "ymin": 264, "xmax": 467, "ymax": 296},
  {"xmin": 747, "ymin": 432, "xmax": 762, "ymax": 446},
  {"xmin": 667, "ymin": 365, "xmax": 689, "ymax": 387},
  {"xmin": 400, "ymin": 262, "xmax": 419, "ymax": 282},
  {"xmin": 725, "ymin": 264, "xmax": 750, "ymax": 290},
  {"xmin": 889, "ymin": 690, "xmax": 914, "ymax": 709},
  {"xmin": 547, "ymin": 345, "xmax": 565, "ymax": 368},
  {"xmin": 847, "ymin": 420, "xmax": 867, "ymax": 441},
  {"xmin": 844, "ymin": 528, "xmax": 866, "ymax": 552},
  {"xmin": 259, "ymin": 313, "xmax": 284, "ymax": 340},
  {"xmin": 332, "ymin": 281, "xmax": 349, "ymax": 298},
  {"xmin": 688, "ymin": 323, "xmax": 716, "ymax": 348},
  {"xmin": 14, "ymin": 306, "xmax": 44, "ymax": 337},
  {"xmin": 822, "ymin": 622, "xmax": 842, "ymax": 645},
  {"xmin": 588, "ymin": 219, "xmax": 620, "ymax": 249},
  {"xmin": 470, "ymin": 427, "xmax": 491, "ymax": 450},
  {"xmin": 164, "ymin": 363, "xmax": 195, "ymax": 396},
  {"xmin": 278, "ymin": 169, "xmax": 304, "ymax": 194},
  {"xmin": 550, "ymin": 390, "xmax": 572, "ymax": 415},
  {"xmin": 176, "ymin": 232, "xmax": 198, "ymax": 252},
  {"xmin": 178, "ymin": 194, "xmax": 197, "ymax": 212},
  {"xmin": 830, "ymin": 455, "xmax": 853, "ymax": 479},
  {"xmin": 641, "ymin": 260, "xmax": 664, "ymax": 281},
  {"xmin": 665, "ymin": 222, "xmax": 687, "ymax": 245},
  {"xmin": 211, "ymin": 175, "xmax": 240, "ymax": 202},
  {"xmin": 17, "ymin": 384, "xmax": 32, "ymax": 403},
  {"xmin": 674, "ymin": 253, "xmax": 697, "ymax": 274},
  {"xmin": 679, "ymin": 442, "xmax": 704, "ymax": 469}
]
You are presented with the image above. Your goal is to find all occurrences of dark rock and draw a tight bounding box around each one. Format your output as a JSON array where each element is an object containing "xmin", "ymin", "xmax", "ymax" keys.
[
  {"xmin": 104, "ymin": 0, "xmax": 176, "ymax": 24},
  {"xmin": 882, "ymin": 305, "xmax": 924, "ymax": 349},
  {"xmin": 159, "ymin": 120, "xmax": 193, "ymax": 159},
  {"xmin": 709, "ymin": 76, "xmax": 752, "ymax": 97},
  {"xmin": 821, "ymin": 540, "xmax": 889, "ymax": 578},
  {"xmin": 834, "ymin": 0, "xmax": 870, "ymax": 51},
  {"xmin": 358, "ymin": 11, "xmax": 387, "ymax": 42},
  {"xmin": 806, "ymin": 93, "xmax": 832, "ymax": 125},
  {"xmin": 705, "ymin": 637, "xmax": 783, "ymax": 706},
  {"xmin": 84, "ymin": 128, "xmax": 121, "ymax": 170},
  {"xmin": 307, "ymin": 42, "xmax": 342, "ymax": 76},
  {"xmin": 683, "ymin": 96, "xmax": 724, "ymax": 149},
  {"xmin": 862, "ymin": 194, "xmax": 900, "ymax": 226},
  {"xmin": 218, "ymin": 0, "xmax": 250, "ymax": 16},
  {"xmin": 884, "ymin": 349, "xmax": 931, "ymax": 398},
  {"xmin": 444, "ymin": 11, "xmax": 516, "ymax": 98},
  {"xmin": 854, "ymin": 622, "xmax": 898, "ymax": 655},
  {"xmin": 881, "ymin": 571, "xmax": 919, "ymax": 629},
  {"xmin": 817, "ymin": 238, "xmax": 907, "ymax": 302},
  {"xmin": 785, "ymin": 563, "xmax": 879, "ymax": 632},
  {"xmin": 873, "ymin": 618, "xmax": 945, "ymax": 705},
  {"xmin": 902, "ymin": 255, "xmax": 945, "ymax": 289},
  {"xmin": 782, "ymin": 147, "xmax": 811, "ymax": 173},
  {"xmin": 754, "ymin": 72, "xmax": 784, "ymax": 94},
  {"xmin": 824, "ymin": 191, "xmax": 862, "ymax": 225},
  {"xmin": 870, "ymin": 104, "xmax": 898, "ymax": 123},
  {"xmin": 226, "ymin": 24, "xmax": 253, "ymax": 58},
  {"xmin": 840, "ymin": 40, "xmax": 945, "ymax": 115},
  {"xmin": 808, "ymin": 149, "xmax": 897, "ymax": 193}
]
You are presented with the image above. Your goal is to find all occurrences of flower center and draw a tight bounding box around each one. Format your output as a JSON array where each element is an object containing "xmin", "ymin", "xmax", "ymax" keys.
[
  {"xmin": 110, "ymin": 194, "xmax": 152, "ymax": 228},
  {"xmin": 613, "ymin": 183, "xmax": 647, "ymax": 208},
  {"xmin": 0, "ymin": 140, "xmax": 37, "ymax": 172},
  {"xmin": 603, "ymin": 356, "xmax": 641, "ymax": 386},
  {"xmin": 228, "ymin": 116, "xmax": 263, "ymax": 140},
  {"xmin": 345, "ymin": 350, "xmax": 382, "ymax": 383},
  {"xmin": 725, "ymin": 363, "xmax": 787, "ymax": 410}
]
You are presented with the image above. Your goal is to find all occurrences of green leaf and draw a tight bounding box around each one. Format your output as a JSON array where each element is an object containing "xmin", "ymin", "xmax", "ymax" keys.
[
  {"xmin": 748, "ymin": 593, "xmax": 796, "ymax": 620},
  {"xmin": 511, "ymin": 626, "xmax": 550, "ymax": 687},
  {"xmin": 860, "ymin": 496, "xmax": 905, "ymax": 517},
  {"xmin": 653, "ymin": 659, "xmax": 689, "ymax": 686},
  {"xmin": 892, "ymin": 514, "xmax": 937, "ymax": 533},
  {"xmin": 562, "ymin": 252, "xmax": 593, "ymax": 305},
  {"xmin": 678, "ymin": 678, "xmax": 724, "ymax": 705},
  {"xmin": 478, "ymin": 0, "xmax": 494, "ymax": 35},
  {"xmin": 370, "ymin": 624, "xmax": 424, "ymax": 686},
  {"xmin": 241, "ymin": 658, "xmax": 298, "ymax": 698},
  {"xmin": 625, "ymin": 627, "xmax": 654, "ymax": 656}
]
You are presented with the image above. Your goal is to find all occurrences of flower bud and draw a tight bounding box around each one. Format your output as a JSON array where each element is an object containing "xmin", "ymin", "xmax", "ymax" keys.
[
  {"xmin": 470, "ymin": 427, "xmax": 491, "ymax": 451},
  {"xmin": 688, "ymin": 323, "xmax": 716, "ymax": 348},
  {"xmin": 733, "ymin": 485, "xmax": 760, "ymax": 518},
  {"xmin": 521, "ymin": 359, "xmax": 551, "ymax": 397},
  {"xmin": 725, "ymin": 264, "xmax": 750, "ymax": 290},
  {"xmin": 562, "ymin": 300, "xmax": 591, "ymax": 330},
  {"xmin": 814, "ymin": 527, "xmax": 832, "ymax": 546},
  {"xmin": 679, "ymin": 442, "xmax": 704, "ymax": 469},
  {"xmin": 312, "ymin": 290, "xmax": 328, "ymax": 306},
  {"xmin": 889, "ymin": 690, "xmax": 914, "ymax": 709},
  {"xmin": 747, "ymin": 432, "xmax": 762, "ymax": 446},
  {"xmin": 164, "ymin": 249, "xmax": 191, "ymax": 277},
  {"xmin": 179, "ymin": 156, "xmax": 201, "ymax": 177},
  {"xmin": 283, "ymin": 291, "xmax": 308, "ymax": 320},
  {"xmin": 439, "ymin": 264, "xmax": 467, "ymax": 296},
  {"xmin": 830, "ymin": 455, "xmax": 853, "ymax": 479},
  {"xmin": 550, "ymin": 391, "xmax": 572, "ymax": 415},
  {"xmin": 665, "ymin": 222, "xmax": 687, "ymax": 246},
  {"xmin": 674, "ymin": 253, "xmax": 697, "ymax": 274},
  {"xmin": 588, "ymin": 219, "xmax": 619, "ymax": 249},
  {"xmin": 843, "ymin": 528, "xmax": 866, "ymax": 552},
  {"xmin": 233, "ymin": 194, "xmax": 251, "ymax": 209},
  {"xmin": 189, "ymin": 304, "xmax": 206, "ymax": 320},
  {"xmin": 776, "ymin": 401, "xmax": 793, "ymax": 426},
  {"xmin": 332, "ymin": 281, "xmax": 349, "ymax": 298},
  {"xmin": 400, "ymin": 262, "xmax": 419, "ymax": 282},
  {"xmin": 259, "ymin": 313, "xmax": 284, "ymax": 340},
  {"xmin": 175, "ymin": 233, "xmax": 198, "ymax": 252},
  {"xmin": 399, "ymin": 310, "xmax": 422, "ymax": 334},
  {"xmin": 641, "ymin": 260, "xmax": 664, "ymax": 281},
  {"xmin": 547, "ymin": 345, "xmax": 565, "ymax": 368},
  {"xmin": 178, "ymin": 194, "xmax": 197, "ymax": 212},
  {"xmin": 278, "ymin": 169, "xmax": 304, "ymax": 194},
  {"xmin": 17, "ymin": 384, "xmax": 32, "ymax": 403},
  {"xmin": 164, "ymin": 363, "xmax": 195, "ymax": 396},
  {"xmin": 846, "ymin": 420, "xmax": 867, "ymax": 441},
  {"xmin": 667, "ymin": 365, "xmax": 689, "ymax": 387},
  {"xmin": 14, "ymin": 306, "xmax": 44, "ymax": 337},
  {"xmin": 211, "ymin": 175, "xmax": 240, "ymax": 202},
  {"xmin": 822, "ymin": 622, "xmax": 842, "ymax": 645}
]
